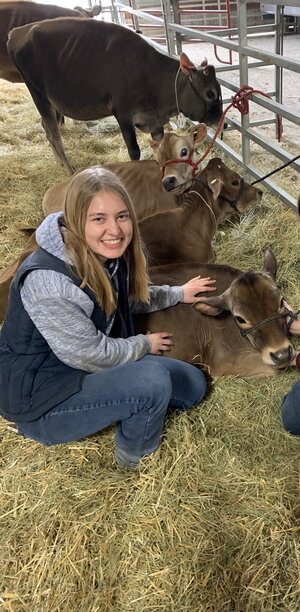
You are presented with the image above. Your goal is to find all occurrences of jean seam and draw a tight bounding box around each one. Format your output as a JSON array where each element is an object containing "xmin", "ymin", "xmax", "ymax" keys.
[
  {"xmin": 46, "ymin": 398, "xmax": 146, "ymax": 418},
  {"xmin": 133, "ymin": 398, "xmax": 156, "ymax": 456}
]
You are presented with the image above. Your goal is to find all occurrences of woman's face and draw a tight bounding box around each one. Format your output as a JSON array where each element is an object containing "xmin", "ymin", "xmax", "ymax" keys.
[{"xmin": 84, "ymin": 190, "xmax": 133, "ymax": 259}]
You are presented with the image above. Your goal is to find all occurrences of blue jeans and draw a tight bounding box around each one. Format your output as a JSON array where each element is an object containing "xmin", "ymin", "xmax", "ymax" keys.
[
  {"xmin": 281, "ymin": 379, "xmax": 300, "ymax": 435},
  {"xmin": 17, "ymin": 355, "xmax": 206, "ymax": 467}
]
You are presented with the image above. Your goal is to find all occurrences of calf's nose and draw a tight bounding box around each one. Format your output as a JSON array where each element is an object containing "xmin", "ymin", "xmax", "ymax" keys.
[
  {"xmin": 270, "ymin": 345, "xmax": 294, "ymax": 366},
  {"xmin": 162, "ymin": 176, "xmax": 177, "ymax": 192}
]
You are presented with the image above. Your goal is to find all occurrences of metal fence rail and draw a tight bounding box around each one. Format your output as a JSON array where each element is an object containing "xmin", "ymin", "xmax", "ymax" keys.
[{"xmin": 110, "ymin": 0, "xmax": 300, "ymax": 211}]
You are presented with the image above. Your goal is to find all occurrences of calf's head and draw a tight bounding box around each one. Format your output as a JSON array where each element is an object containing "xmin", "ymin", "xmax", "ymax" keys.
[
  {"xmin": 150, "ymin": 123, "xmax": 207, "ymax": 194},
  {"xmin": 194, "ymin": 248, "xmax": 294, "ymax": 368},
  {"xmin": 200, "ymin": 157, "xmax": 263, "ymax": 215}
]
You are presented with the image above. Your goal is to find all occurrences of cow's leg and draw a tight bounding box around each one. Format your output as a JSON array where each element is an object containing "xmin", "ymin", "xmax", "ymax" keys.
[
  {"xmin": 114, "ymin": 112, "xmax": 140, "ymax": 160},
  {"xmin": 56, "ymin": 111, "xmax": 65, "ymax": 126},
  {"xmin": 22, "ymin": 83, "xmax": 73, "ymax": 174},
  {"xmin": 41, "ymin": 110, "xmax": 74, "ymax": 175},
  {"xmin": 151, "ymin": 126, "xmax": 164, "ymax": 142}
]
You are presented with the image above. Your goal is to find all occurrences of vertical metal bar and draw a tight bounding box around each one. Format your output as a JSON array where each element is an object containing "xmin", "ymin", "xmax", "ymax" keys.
[
  {"xmin": 129, "ymin": 0, "xmax": 140, "ymax": 32},
  {"xmin": 110, "ymin": 0, "xmax": 120, "ymax": 24},
  {"xmin": 170, "ymin": 0, "xmax": 182, "ymax": 55},
  {"xmin": 237, "ymin": 0, "xmax": 250, "ymax": 178},
  {"xmin": 161, "ymin": 0, "xmax": 176, "ymax": 55},
  {"xmin": 275, "ymin": 5, "xmax": 283, "ymax": 138}
]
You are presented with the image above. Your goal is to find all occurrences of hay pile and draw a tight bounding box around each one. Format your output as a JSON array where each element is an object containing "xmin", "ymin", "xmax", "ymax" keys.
[{"xmin": 0, "ymin": 79, "xmax": 300, "ymax": 612}]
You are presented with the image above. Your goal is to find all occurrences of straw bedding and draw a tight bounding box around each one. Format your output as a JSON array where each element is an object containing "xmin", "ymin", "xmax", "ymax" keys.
[{"xmin": 0, "ymin": 79, "xmax": 300, "ymax": 612}]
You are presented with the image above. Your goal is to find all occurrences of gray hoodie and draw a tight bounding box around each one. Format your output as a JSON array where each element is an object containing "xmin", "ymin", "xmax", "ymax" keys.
[{"xmin": 20, "ymin": 213, "xmax": 183, "ymax": 372}]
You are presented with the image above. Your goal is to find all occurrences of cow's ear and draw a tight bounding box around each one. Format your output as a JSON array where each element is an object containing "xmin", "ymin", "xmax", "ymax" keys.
[
  {"xmin": 200, "ymin": 57, "xmax": 208, "ymax": 68},
  {"xmin": 263, "ymin": 247, "xmax": 277, "ymax": 281},
  {"xmin": 208, "ymin": 177, "xmax": 223, "ymax": 199},
  {"xmin": 193, "ymin": 291, "xmax": 230, "ymax": 316},
  {"xmin": 190, "ymin": 123, "xmax": 207, "ymax": 145},
  {"xmin": 180, "ymin": 53, "xmax": 196, "ymax": 75}
]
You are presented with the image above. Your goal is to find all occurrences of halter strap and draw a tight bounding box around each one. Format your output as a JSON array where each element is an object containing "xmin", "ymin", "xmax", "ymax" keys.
[
  {"xmin": 161, "ymin": 149, "xmax": 198, "ymax": 178},
  {"xmin": 193, "ymin": 176, "xmax": 245, "ymax": 212},
  {"xmin": 239, "ymin": 307, "xmax": 300, "ymax": 338}
]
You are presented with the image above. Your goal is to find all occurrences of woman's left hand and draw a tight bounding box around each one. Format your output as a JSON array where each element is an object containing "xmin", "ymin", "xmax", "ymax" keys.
[{"xmin": 182, "ymin": 275, "xmax": 216, "ymax": 304}]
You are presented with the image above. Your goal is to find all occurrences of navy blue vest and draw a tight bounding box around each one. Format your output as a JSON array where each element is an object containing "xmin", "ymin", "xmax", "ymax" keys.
[{"xmin": 0, "ymin": 248, "xmax": 134, "ymax": 423}]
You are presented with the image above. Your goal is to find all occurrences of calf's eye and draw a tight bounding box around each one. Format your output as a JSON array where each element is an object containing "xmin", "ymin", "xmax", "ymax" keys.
[
  {"xmin": 232, "ymin": 180, "xmax": 239, "ymax": 186},
  {"xmin": 180, "ymin": 148, "xmax": 188, "ymax": 157},
  {"xmin": 234, "ymin": 315, "xmax": 246, "ymax": 324}
]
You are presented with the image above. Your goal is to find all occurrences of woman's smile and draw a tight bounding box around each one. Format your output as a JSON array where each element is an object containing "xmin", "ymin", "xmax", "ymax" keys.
[{"xmin": 85, "ymin": 191, "xmax": 133, "ymax": 258}]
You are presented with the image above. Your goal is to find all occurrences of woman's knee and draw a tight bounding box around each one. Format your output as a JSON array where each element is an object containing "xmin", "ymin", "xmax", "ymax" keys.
[
  {"xmin": 156, "ymin": 356, "xmax": 207, "ymax": 406},
  {"xmin": 281, "ymin": 381, "xmax": 300, "ymax": 435},
  {"xmin": 135, "ymin": 358, "xmax": 173, "ymax": 404}
]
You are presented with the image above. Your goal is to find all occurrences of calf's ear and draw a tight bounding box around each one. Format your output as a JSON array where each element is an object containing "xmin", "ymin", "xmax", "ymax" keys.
[
  {"xmin": 190, "ymin": 123, "xmax": 207, "ymax": 144},
  {"xmin": 193, "ymin": 291, "xmax": 230, "ymax": 316},
  {"xmin": 208, "ymin": 177, "xmax": 223, "ymax": 199},
  {"xmin": 262, "ymin": 247, "xmax": 277, "ymax": 281},
  {"xmin": 180, "ymin": 53, "xmax": 196, "ymax": 75}
]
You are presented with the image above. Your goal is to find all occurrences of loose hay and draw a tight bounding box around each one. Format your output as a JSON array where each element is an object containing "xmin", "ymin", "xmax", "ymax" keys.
[{"xmin": 0, "ymin": 79, "xmax": 300, "ymax": 612}]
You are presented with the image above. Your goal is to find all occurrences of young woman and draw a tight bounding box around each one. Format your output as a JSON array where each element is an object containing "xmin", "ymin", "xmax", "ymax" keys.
[
  {"xmin": 0, "ymin": 166, "xmax": 216, "ymax": 468},
  {"xmin": 281, "ymin": 308, "xmax": 300, "ymax": 435}
]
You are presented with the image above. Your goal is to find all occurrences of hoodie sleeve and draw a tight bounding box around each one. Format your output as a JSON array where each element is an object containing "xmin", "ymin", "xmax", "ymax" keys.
[
  {"xmin": 130, "ymin": 284, "xmax": 183, "ymax": 314},
  {"xmin": 20, "ymin": 269, "xmax": 151, "ymax": 373}
]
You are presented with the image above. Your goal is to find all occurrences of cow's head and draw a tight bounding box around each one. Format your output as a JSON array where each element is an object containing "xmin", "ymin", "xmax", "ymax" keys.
[
  {"xmin": 150, "ymin": 124, "xmax": 207, "ymax": 194},
  {"xmin": 178, "ymin": 54, "xmax": 223, "ymax": 126},
  {"xmin": 193, "ymin": 248, "xmax": 294, "ymax": 368},
  {"xmin": 200, "ymin": 157, "xmax": 263, "ymax": 216}
]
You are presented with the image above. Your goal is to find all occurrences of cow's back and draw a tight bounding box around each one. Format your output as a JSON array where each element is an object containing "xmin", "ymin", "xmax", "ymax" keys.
[
  {"xmin": 7, "ymin": 18, "xmax": 172, "ymax": 118},
  {"xmin": 0, "ymin": 1, "xmax": 95, "ymax": 82}
]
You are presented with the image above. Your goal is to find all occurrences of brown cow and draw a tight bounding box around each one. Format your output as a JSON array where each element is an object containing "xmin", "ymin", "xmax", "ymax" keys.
[
  {"xmin": 139, "ymin": 157, "xmax": 263, "ymax": 266},
  {"xmin": 42, "ymin": 124, "xmax": 208, "ymax": 218},
  {"xmin": 0, "ymin": 1, "xmax": 101, "ymax": 82},
  {"xmin": 7, "ymin": 18, "xmax": 222, "ymax": 171},
  {"xmin": 133, "ymin": 249, "xmax": 294, "ymax": 377}
]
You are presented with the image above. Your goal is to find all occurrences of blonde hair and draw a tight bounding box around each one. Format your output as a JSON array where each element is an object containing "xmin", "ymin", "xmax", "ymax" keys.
[{"xmin": 62, "ymin": 166, "xmax": 149, "ymax": 316}]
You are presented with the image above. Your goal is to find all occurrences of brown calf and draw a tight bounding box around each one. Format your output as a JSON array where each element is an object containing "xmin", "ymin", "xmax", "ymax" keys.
[
  {"xmin": 134, "ymin": 249, "xmax": 294, "ymax": 377},
  {"xmin": 139, "ymin": 157, "xmax": 263, "ymax": 266},
  {"xmin": 42, "ymin": 124, "xmax": 207, "ymax": 219}
]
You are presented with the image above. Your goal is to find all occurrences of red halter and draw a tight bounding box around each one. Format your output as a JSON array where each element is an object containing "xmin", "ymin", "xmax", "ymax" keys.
[
  {"xmin": 161, "ymin": 85, "xmax": 282, "ymax": 179},
  {"xmin": 161, "ymin": 148, "xmax": 199, "ymax": 179}
]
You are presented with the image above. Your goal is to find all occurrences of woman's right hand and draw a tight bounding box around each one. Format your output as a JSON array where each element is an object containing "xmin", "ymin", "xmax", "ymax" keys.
[{"xmin": 146, "ymin": 332, "xmax": 174, "ymax": 355}]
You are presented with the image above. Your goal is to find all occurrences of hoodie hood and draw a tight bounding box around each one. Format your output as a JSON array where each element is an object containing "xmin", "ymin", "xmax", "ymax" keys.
[{"xmin": 36, "ymin": 213, "xmax": 73, "ymax": 263}]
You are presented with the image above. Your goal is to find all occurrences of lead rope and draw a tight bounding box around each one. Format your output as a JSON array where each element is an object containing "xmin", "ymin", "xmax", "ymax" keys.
[
  {"xmin": 174, "ymin": 67, "xmax": 186, "ymax": 128},
  {"xmin": 251, "ymin": 154, "xmax": 300, "ymax": 185},
  {"xmin": 163, "ymin": 85, "xmax": 284, "ymax": 178},
  {"xmin": 188, "ymin": 190, "xmax": 218, "ymax": 235}
]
